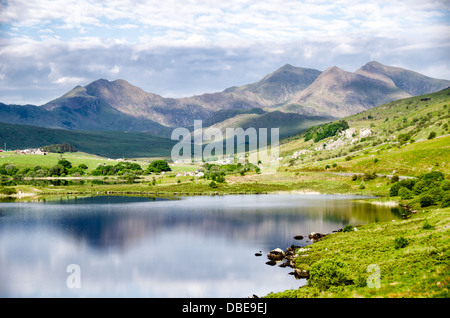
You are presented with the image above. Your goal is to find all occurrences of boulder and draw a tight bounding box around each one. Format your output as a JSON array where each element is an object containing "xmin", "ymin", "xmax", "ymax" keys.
[
  {"xmin": 308, "ymin": 232, "xmax": 327, "ymax": 241},
  {"xmin": 267, "ymin": 248, "xmax": 285, "ymax": 261},
  {"xmin": 294, "ymin": 268, "xmax": 310, "ymax": 279}
]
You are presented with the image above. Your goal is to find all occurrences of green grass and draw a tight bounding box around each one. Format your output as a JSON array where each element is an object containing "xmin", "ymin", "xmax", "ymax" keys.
[
  {"xmin": 0, "ymin": 170, "xmax": 395, "ymax": 202},
  {"xmin": 0, "ymin": 151, "xmax": 150, "ymax": 173},
  {"xmin": 300, "ymin": 135, "xmax": 450, "ymax": 176},
  {"xmin": 279, "ymin": 88, "xmax": 450, "ymax": 177},
  {"xmin": 0, "ymin": 121, "xmax": 176, "ymax": 158},
  {"xmin": 266, "ymin": 206, "xmax": 450, "ymax": 298}
]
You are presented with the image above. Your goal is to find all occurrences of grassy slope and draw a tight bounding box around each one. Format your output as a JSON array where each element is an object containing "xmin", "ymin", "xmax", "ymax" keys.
[
  {"xmin": 266, "ymin": 206, "xmax": 450, "ymax": 298},
  {"xmin": 279, "ymin": 88, "xmax": 450, "ymax": 176},
  {"xmin": 0, "ymin": 122, "xmax": 176, "ymax": 158},
  {"xmin": 260, "ymin": 88, "xmax": 450, "ymax": 298}
]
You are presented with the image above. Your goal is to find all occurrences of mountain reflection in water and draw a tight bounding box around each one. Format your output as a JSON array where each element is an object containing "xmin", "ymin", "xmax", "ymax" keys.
[{"xmin": 0, "ymin": 194, "xmax": 403, "ymax": 297}]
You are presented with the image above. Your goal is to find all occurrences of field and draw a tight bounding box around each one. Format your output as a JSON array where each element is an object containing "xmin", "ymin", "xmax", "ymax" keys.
[{"xmin": 0, "ymin": 151, "xmax": 144, "ymax": 172}]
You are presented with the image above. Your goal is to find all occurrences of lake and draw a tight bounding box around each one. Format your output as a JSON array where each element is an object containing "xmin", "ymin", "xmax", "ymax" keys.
[{"xmin": 0, "ymin": 194, "xmax": 403, "ymax": 298}]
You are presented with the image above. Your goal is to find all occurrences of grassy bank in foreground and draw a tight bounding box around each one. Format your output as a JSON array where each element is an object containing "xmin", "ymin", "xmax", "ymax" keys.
[{"xmin": 265, "ymin": 206, "xmax": 450, "ymax": 298}]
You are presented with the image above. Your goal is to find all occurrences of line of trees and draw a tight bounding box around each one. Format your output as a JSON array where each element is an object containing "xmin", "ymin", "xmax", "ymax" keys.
[
  {"xmin": 304, "ymin": 120, "xmax": 349, "ymax": 143},
  {"xmin": 42, "ymin": 143, "xmax": 77, "ymax": 153},
  {"xmin": 0, "ymin": 159, "xmax": 172, "ymax": 178}
]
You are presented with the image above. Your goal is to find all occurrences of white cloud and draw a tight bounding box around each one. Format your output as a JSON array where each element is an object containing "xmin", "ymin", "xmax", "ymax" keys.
[
  {"xmin": 0, "ymin": 0, "xmax": 449, "ymax": 104},
  {"xmin": 1, "ymin": 0, "xmax": 447, "ymax": 45}
]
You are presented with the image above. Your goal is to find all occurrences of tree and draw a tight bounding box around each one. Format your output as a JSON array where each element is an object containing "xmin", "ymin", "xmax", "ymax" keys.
[
  {"xmin": 146, "ymin": 160, "xmax": 171, "ymax": 173},
  {"xmin": 58, "ymin": 158, "xmax": 72, "ymax": 171},
  {"xmin": 4, "ymin": 164, "xmax": 18, "ymax": 176},
  {"xmin": 419, "ymin": 194, "xmax": 435, "ymax": 207},
  {"xmin": 91, "ymin": 165, "xmax": 115, "ymax": 176},
  {"xmin": 50, "ymin": 164, "xmax": 65, "ymax": 176},
  {"xmin": 42, "ymin": 143, "xmax": 77, "ymax": 153}
]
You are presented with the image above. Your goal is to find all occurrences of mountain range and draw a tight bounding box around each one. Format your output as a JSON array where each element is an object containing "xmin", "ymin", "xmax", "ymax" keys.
[{"xmin": 1, "ymin": 61, "xmax": 449, "ymax": 141}]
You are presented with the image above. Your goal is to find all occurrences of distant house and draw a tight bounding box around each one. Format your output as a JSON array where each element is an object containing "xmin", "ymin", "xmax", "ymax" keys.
[
  {"xmin": 15, "ymin": 148, "xmax": 48, "ymax": 155},
  {"xmin": 33, "ymin": 149, "xmax": 48, "ymax": 155}
]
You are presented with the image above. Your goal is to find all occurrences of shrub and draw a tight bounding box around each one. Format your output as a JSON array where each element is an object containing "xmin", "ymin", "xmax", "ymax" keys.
[
  {"xmin": 5, "ymin": 164, "xmax": 18, "ymax": 176},
  {"xmin": 390, "ymin": 175, "xmax": 399, "ymax": 183},
  {"xmin": 394, "ymin": 236, "xmax": 409, "ymax": 249},
  {"xmin": 398, "ymin": 187, "xmax": 413, "ymax": 200},
  {"xmin": 441, "ymin": 180, "xmax": 450, "ymax": 191},
  {"xmin": 91, "ymin": 165, "xmax": 115, "ymax": 176},
  {"xmin": 412, "ymin": 180, "xmax": 429, "ymax": 195},
  {"xmin": 342, "ymin": 225, "xmax": 354, "ymax": 232},
  {"xmin": 115, "ymin": 161, "xmax": 142, "ymax": 172},
  {"xmin": 304, "ymin": 120, "xmax": 349, "ymax": 142},
  {"xmin": 441, "ymin": 192, "xmax": 450, "ymax": 208},
  {"xmin": 362, "ymin": 172, "xmax": 377, "ymax": 181},
  {"xmin": 427, "ymin": 131, "xmax": 436, "ymax": 139},
  {"xmin": 359, "ymin": 182, "xmax": 366, "ymax": 189},
  {"xmin": 147, "ymin": 160, "xmax": 171, "ymax": 173},
  {"xmin": 35, "ymin": 168, "xmax": 50, "ymax": 177},
  {"xmin": 422, "ymin": 220, "xmax": 435, "ymax": 230},
  {"xmin": 0, "ymin": 187, "xmax": 17, "ymax": 195},
  {"xmin": 419, "ymin": 194, "xmax": 435, "ymax": 207},
  {"xmin": 209, "ymin": 181, "xmax": 217, "ymax": 188},
  {"xmin": 57, "ymin": 158, "xmax": 72, "ymax": 171},
  {"xmin": 67, "ymin": 167, "xmax": 85, "ymax": 176},
  {"xmin": 390, "ymin": 182, "xmax": 401, "ymax": 196},
  {"xmin": 50, "ymin": 164, "xmax": 65, "ymax": 177},
  {"xmin": 215, "ymin": 174, "xmax": 225, "ymax": 183},
  {"xmin": 420, "ymin": 171, "xmax": 444, "ymax": 182},
  {"xmin": 390, "ymin": 179, "xmax": 416, "ymax": 197},
  {"xmin": 308, "ymin": 260, "xmax": 353, "ymax": 291}
]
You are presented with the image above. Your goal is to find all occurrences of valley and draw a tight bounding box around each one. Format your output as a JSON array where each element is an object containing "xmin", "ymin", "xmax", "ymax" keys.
[{"xmin": 1, "ymin": 64, "xmax": 449, "ymax": 299}]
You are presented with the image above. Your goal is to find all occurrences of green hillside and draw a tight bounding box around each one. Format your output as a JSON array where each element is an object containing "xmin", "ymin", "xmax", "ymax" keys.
[
  {"xmin": 279, "ymin": 88, "xmax": 450, "ymax": 176},
  {"xmin": 0, "ymin": 122, "xmax": 176, "ymax": 158}
]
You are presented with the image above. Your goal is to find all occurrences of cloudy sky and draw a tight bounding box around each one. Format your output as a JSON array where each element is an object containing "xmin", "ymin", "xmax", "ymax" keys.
[{"xmin": 1, "ymin": 0, "xmax": 449, "ymax": 105}]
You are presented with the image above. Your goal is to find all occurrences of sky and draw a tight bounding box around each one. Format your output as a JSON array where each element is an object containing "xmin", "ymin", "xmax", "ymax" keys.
[{"xmin": 1, "ymin": 0, "xmax": 450, "ymax": 105}]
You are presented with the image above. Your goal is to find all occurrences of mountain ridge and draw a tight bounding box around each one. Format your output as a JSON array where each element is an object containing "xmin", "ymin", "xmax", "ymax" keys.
[
  {"xmin": 282, "ymin": 64, "xmax": 412, "ymax": 117},
  {"xmin": 1, "ymin": 61, "xmax": 449, "ymax": 139}
]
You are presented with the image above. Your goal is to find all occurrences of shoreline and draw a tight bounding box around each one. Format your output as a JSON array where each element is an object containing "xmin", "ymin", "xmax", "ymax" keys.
[
  {"xmin": 0, "ymin": 186, "xmax": 398, "ymax": 204},
  {"xmin": 264, "ymin": 204, "xmax": 450, "ymax": 298},
  {"xmin": 1, "ymin": 170, "xmax": 397, "ymax": 202},
  {"xmin": 1, "ymin": 178, "xmax": 447, "ymax": 298}
]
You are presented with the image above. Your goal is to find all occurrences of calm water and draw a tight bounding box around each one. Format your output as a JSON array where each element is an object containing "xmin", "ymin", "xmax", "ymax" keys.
[{"xmin": 0, "ymin": 194, "xmax": 403, "ymax": 298}]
